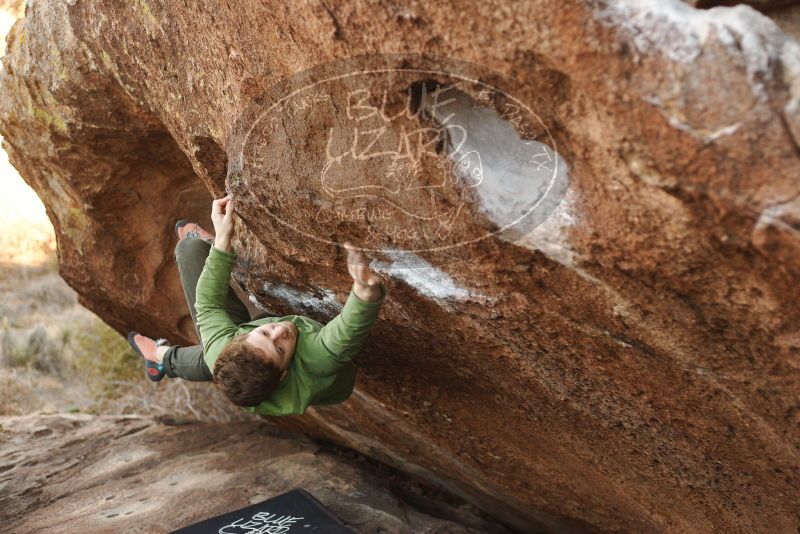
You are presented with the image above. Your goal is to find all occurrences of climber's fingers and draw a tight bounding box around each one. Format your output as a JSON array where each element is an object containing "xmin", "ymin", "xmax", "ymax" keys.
[
  {"xmin": 210, "ymin": 195, "xmax": 235, "ymax": 238},
  {"xmin": 360, "ymin": 265, "xmax": 380, "ymax": 287},
  {"xmin": 344, "ymin": 242, "xmax": 380, "ymax": 287},
  {"xmin": 343, "ymin": 242, "xmax": 360, "ymax": 262},
  {"xmin": 212, "ymin": 194, "xmax": 231, "ymax": 216},
  {"xmin": 344, "ymin": 243, "xmax": 365, "ymax": 274},
  {"xmin": 223, "ymin": 198, "xmax": 235, "ymax": 222}
]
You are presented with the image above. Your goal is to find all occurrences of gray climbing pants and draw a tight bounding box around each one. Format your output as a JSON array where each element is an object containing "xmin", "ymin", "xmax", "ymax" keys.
[{"xmin": 162, "ymin": 237, "xmax": 273, "ymax": 381}]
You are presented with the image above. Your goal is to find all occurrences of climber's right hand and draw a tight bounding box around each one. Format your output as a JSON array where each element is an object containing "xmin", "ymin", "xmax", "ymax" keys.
[
  {"xmin": 211, "ymin": 195, "xmax": 235, "ymax": 253},
  {"xmin": 344, "ymin": 242, "xmax": 383, "ymax": 302}
]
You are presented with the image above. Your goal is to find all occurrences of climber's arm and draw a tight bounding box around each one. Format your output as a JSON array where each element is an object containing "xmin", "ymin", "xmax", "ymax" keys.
[
  {"xmin": 194, "ymin": 245, "xmax": 239, "ymax": 370},
  {"xmin": 194, "ymin": 195, "xmax": 239, "ymax": 371},
  {"xmin": 305, "ymin": 244, "xmax": 386, "ymax": 376}
]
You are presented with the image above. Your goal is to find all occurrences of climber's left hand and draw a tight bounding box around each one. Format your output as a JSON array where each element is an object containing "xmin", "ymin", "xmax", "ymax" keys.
[{"xmin": 211, "ymin": 195, "xmax": 235, "ymax": 253}]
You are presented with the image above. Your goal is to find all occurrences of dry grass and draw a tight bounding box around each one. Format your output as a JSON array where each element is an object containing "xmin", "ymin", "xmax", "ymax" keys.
[{"xmin": 0, "ymin": 253, "xmax": 253, "ymax": 422}]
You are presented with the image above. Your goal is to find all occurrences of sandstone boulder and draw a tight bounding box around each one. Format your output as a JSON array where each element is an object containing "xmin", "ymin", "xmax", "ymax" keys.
[{"xmin": 1, "ymin": 1, "xmax": 798, "ymax": 532}]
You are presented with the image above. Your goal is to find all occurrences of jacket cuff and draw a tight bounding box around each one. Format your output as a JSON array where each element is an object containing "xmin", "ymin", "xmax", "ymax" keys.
[
  {"xmin": 210, "ymin": 245, "xmax": 237, "ymax": 261},
  {"xmin": 350, "ymin": 283, "xmax": 387, "ymax": 306}
]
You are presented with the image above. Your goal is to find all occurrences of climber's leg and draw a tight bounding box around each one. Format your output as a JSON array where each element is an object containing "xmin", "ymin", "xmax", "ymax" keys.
[
  {"xmin": 173, "ymin": 236, "xmax": 252, "ymax": 339},
  {"xmin": 161, "ymin": 344, "xmax": 212, "ymax": 381},
  {"xmin": 163, "ymin": 235, "xmax": 253, "ymax": 381}
]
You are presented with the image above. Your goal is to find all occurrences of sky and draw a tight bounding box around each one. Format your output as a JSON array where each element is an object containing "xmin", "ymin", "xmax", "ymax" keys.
[{"xmin": 0, "ymin": 2, "xmax": 56, "ymax": 265}]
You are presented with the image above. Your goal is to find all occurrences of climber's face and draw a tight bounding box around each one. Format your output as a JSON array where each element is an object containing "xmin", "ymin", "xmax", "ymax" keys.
[{"xmin": 245, "ymin": 321, "xmax": 298, "ymax": 378}]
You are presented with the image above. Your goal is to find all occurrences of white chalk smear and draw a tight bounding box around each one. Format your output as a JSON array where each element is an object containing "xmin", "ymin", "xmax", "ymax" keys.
[
  {"xmin": 370, "ymin": 249, "xmax": 471, "ymax": 303},
  {"xmin": 248, "ymin": 294, "xmax": 263, "ymax": 308},
  {"xmin": 258, "ymin": 282, "xmax": 342, "ymax": 316},
  {"xmin": 594, "ymin": 1, "xmax": 794, "ymax": 102},
  {"xmin": 515, "ymin": 188, "xmax": 580, "ymax": 268}
]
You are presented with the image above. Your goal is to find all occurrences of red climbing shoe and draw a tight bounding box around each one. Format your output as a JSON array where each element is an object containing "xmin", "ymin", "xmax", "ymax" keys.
[
  {"xmin": 127, "ymin": 332, "xmax": 168, "ymax": 382},
  {"xmin": 175, "ymin": 220, "xmax": 214, "ymax": 242}
]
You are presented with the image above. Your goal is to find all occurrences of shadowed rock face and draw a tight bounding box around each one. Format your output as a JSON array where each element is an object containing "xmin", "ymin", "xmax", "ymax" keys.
[{"xmin": 1, "ymin": 1, "xmax": 798, "ymax": 532}]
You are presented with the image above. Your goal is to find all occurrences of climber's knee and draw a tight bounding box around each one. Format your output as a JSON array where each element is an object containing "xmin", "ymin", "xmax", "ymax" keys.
[{"xmin": 174, "ymin": 234, "xmax": 211, "ymax": 262}]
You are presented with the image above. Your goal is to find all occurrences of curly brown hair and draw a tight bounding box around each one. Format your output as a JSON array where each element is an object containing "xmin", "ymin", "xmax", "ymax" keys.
[{"xmin": 212, "ymin": 333, "xmax": 282, "ymax": 407}]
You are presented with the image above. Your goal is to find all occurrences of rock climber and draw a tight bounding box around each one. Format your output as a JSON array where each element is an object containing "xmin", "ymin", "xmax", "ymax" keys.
[{"xmin": 127, "ymin": 194, "xmax": 386, "ymax": 415}]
